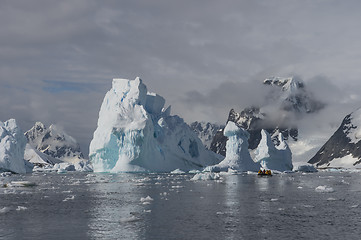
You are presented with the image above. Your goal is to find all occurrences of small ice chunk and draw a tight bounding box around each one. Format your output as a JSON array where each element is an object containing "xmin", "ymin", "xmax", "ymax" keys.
[
  {"xmin": 16, "ymin": 206, "xmax": 27, "ymax": 211},
  {"xmin": 0, "ymin": 207, "xmax": 11, "ymax": 214},
  {"xmin": 295, "ymin": 165, "xmax": 318, "ymax": 172},
  {"xmin": 315, "ymin": 186, "xmax": 334, "ymax": 193},
  {"xmin": 171, "ymin": 169, "xmax": 185, "ymax": 174},
  {"xmin": 63, "ymin": 195, "xmax": 75, "ymax": 201},
  {"xmin": 327, "ymin": 197, "xmax": 337, "ymax": 201},
  {"xmin": 140, "ymin": 196, "xmax": 154, "ymax": 202},
  {"xmin": 120, "ymin": 216, "xmax": 141, "ymax": 223},
  {"xmin": 191, "ymin": 172, "xmax": 220, "ymax": 181},
  {"xmin": 10, "ymin": 181, "xmax": 36, "ymax": 187}
]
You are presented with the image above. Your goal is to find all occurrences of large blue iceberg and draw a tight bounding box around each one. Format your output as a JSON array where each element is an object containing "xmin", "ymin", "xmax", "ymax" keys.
[{"xmin": 89, "ymin": 77, "xmax": 220, "ymax": 172}]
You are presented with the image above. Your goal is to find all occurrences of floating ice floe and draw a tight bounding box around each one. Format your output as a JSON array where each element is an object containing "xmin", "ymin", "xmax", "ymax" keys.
[
  {"xmin": 170, "ymin": 169, "xmax": 185, "ymax": 174},
  {"xmin": 140, "ymin": 196, "xmax": 154, "ymax": 202},
  {"xmin": 295, "ymin": 164, "xmax": 318, "ymax": 172},
  {"xmin": 191, "ymin": 172, "xmax": 221, "ymax": 181},
  {"xmin": 10, "ymin": 181, "xmax": 36, "ymax": 187},
  {"xmin": 16, "ymin": 206, "xmax": 27, "ymax": 211},
  {"xmin": 0, "ymin": 207, "xmax": 11, "ymax": 214},
  {"xmin": 315, "ymin": 185, "xmax": 334, "ymax": 193}
]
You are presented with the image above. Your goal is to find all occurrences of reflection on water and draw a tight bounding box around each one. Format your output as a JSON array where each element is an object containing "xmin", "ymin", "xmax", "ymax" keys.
[{"xmin": 1, "ymin": 171, "xmax": 361, "ymax": 239}]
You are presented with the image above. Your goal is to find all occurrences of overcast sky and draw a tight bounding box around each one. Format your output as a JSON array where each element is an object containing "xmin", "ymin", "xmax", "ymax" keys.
[{"xmin": 2, "ymin": 0, "xmax": 361, "ymax": 156}]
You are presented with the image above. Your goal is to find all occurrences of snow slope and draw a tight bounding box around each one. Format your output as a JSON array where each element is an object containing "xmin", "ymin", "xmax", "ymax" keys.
[
  {"xmin": 309, "ymin": 108, "xmax": 361, "ymax": 168},
  {"xmin": 189, "ymin": 121, "xmax": 223, "ymax": 149},
  {"xmin": 25, "ymin": 122, "xmax": 85, "ymax": 163},
  {"xmin": 89, "ymin": 77, "xmax": 220, "ymax": 172},
  {"xmin": 0, "ymin": 119, "xmax": 30, "ymax": 173},
  {"xmin": 24, "ymin": 143, "xmax": 62, "ymax": 166}
]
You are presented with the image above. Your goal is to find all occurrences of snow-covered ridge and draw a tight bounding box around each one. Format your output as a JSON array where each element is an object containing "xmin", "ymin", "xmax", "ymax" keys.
[
  {"xmin": 343, "ymin": 108, "xmax": 361, "ymax": 144},
  {"xmin": 309, "ymin": 107, "xmax": 361, "ymax": 168},
  {"xmin": 25, "ymin": 122, "xmax": 84, "ymax": 163},
  {"xmin": 190, "ymin": 121, "xmax": 223, "ymax": 149},
  {"xmin": 264, "ymin": 76, "xmax": 304, "ymax": 92},
  {"xmin": 89, "ymin": 77, "xmax": 221, "ymax": 172}
]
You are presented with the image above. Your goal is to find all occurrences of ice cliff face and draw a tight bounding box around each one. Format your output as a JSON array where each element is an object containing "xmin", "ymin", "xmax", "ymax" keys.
[
  {"xmin": 205, "ymin": 122, "xmax": 260, "ymax": 172},
  {"xmin": 25, "ymin": 122, "xmax": 84, "ymax": 163},
  {"xmin": 254, "ymin": 129, "xmax": 293, "ymax": 171},
  {"xmin": 189, "ymin": 121, "xmax": 223, "ymax": 149},
  {"xmin": 89, "ymin": 77, "xmax": 220, "ymax": 172},
  {"xmin": 0, "ymin": 119, "xmax": 30, "ymax": 173},
  {"xmin": 309, "ymin": 108, "xmax": 361, "ymax": 168}
]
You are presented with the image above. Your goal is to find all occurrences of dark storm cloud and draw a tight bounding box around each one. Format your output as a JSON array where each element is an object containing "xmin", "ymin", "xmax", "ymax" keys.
[{"xmin": 2, "ymin": 0, "xmax": 361, "ymax": 156}]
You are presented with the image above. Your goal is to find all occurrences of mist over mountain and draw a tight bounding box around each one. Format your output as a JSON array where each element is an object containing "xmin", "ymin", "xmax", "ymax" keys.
[{"xmin": 207, "ymin": 77, "xmax": 323, "ymax": 157}]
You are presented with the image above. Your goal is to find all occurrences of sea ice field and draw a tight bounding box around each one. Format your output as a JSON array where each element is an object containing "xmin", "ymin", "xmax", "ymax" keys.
[{"xmin": 1, "ymin": 170, "xmax": 361, "ymax": 240}]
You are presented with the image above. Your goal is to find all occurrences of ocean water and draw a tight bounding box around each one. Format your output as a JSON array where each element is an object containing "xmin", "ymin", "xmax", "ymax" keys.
[{"xmin": 1, "ymin": 171, "xmax": 361, "ymax": 240}]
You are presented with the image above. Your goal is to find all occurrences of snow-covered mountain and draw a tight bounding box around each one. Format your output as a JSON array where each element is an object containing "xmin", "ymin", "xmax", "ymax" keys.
[
  {"xmin": 0, "ymin": 119, "xmax": 32, "ymax": 173},
  {"xmin": 189, "ymin": 121, "xmax": 223, "ymax": 149},
  {"xmin": 210, "ymin": 77, "xmax": 322, "ymax": 156},
  {"xmin": 263, "ymin": 77, "xmax": 324, "ymax": 113},
  {"xmin": 210, "ymin": 107, "xmax": 298, "ymax": 156},
  {"xmin": 308, "ymin": 108, "xmax": 361, "ymax": 168},
  {"xmin": 89, "ymin": 77, "xmax": 221, "ymax": 172},
  {"xmin": 25, "ymin": 122, "xmax": 85, "ymax": 163}
]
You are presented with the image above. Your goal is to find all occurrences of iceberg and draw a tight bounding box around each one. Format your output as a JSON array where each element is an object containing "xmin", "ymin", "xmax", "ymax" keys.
[
  {"xmin": 89, "ymin": 77, "xmax": 220, "ymax": 172},
  {"xmin": 205, "ymin": 122, "xmax": 260, "ymax": 172},
  {"xmin": 254, "ymin": 129, "xmax": 293, "ymax": 171},
  {"xmin": 0, "ymin": 119, "xmax": 31, "ymax": 173},
  {"xmin": 295, "ymin": 164, "xmax": 318, "ymax": 172}
]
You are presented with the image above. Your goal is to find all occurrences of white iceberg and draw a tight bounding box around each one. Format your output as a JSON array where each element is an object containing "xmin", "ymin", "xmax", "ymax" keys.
[
  {"xmin": 254, "ymin": 129, "xmax": 293, "ymax": 172},
  {"xmin": 191, "ymin": 172, "xmax": 221, "ymax": 181},
  {"xmin": 0, "ymin": 119, "xmax": 31, "ymax": 173},
  {"xmin": 315, "ymin": 185, "xmax": 334, "ymax": 193},
  {"xmin": 89, "ymin": 77, "xmax": 220, "ymax": 172},
  {"xmin": 295, "ymin": 164, "xmax": 318, "ymax": 172},
  {"xmin": 204, "ymin": 122, "xmax": 260, "ymax": 172}
]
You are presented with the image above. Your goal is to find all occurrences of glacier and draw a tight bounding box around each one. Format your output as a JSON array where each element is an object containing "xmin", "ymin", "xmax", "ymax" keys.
[
  {"xmin": 89, "ymin": 77, "xmax": 220, "ymax": 172},
  {"xmin": 253, "ymin": 129, "xmax": 293, "ymax": 171},
  {"xmin": 205, "ymin": 121, "xmax": 260, "ymax": 172},
  {"xmin": 0, "ymin": 119, "xmax": 31, "ymax": 173}
]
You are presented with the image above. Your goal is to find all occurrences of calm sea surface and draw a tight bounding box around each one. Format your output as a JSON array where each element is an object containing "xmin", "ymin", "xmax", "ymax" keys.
[{"xmin": 1, "ymin": 170, "xmax": 361, "ymax": 239}]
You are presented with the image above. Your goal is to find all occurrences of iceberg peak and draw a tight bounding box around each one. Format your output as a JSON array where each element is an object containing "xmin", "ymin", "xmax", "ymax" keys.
[{"xmin": 90, "ymin": 77, "xmax": 220, "ymax": 172}]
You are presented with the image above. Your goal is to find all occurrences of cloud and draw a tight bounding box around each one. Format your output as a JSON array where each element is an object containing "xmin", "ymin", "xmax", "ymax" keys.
[{"xmin": 2, "ymin": 0, "xmax": 361, "ymax": 156}]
